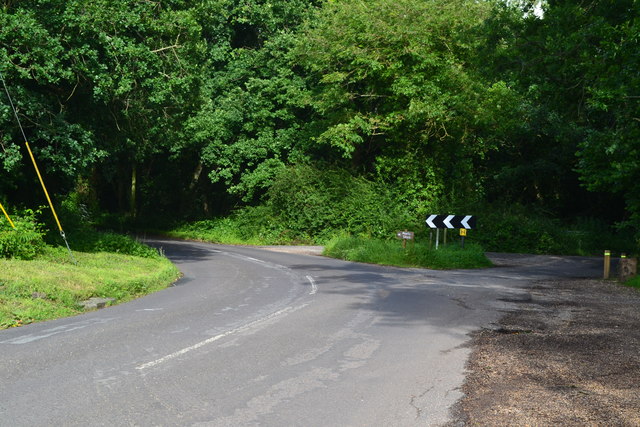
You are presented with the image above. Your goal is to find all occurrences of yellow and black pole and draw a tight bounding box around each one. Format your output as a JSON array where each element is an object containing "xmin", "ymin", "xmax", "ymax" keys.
[{"xmin": 1, "ymin": 70, "xmax": 76, "ymax": 264}]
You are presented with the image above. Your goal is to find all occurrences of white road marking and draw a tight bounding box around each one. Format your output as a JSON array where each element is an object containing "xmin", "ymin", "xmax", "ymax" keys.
[
  {"xmin": 135, "ymin": 303, "xmax": 309, "ymax": 371},
  {"xmin": 306, "ymin": 275, "xmax": 318, "ymax": 295},
  {"xmin": 0, "ymin": 318, "xmax": 114, "ymax": 344}
]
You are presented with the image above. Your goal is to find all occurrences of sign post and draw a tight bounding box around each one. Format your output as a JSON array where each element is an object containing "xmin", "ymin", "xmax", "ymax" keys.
[
  {"xmin": 459, "ymin": 228, "xmax": 467, "ymax": 249},
  {"xmin": 395, "ymin": 230, "xmax": 415, "ymax": 249}
]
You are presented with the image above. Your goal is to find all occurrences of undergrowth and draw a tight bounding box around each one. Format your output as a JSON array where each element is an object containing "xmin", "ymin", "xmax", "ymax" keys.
[
  {"xmin": 323, "ymin": 235, "xmax": 492, "ymax": 269},
  {"xmin": 625, "ymin": 276, "xmax": 640, "ymax": 289},
  {"xmin": 167, "ymin": 167, "xmax": 637, "ymax": 257}
]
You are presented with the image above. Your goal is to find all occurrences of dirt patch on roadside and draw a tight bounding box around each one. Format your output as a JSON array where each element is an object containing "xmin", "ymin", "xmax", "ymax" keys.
[
  {"xmin": 452, "ymin": 278, "xmax": 640, "ymax": 426},
  {"xmin": 258, "ymin": 245, "xmax": 324, "ymax": 256}
]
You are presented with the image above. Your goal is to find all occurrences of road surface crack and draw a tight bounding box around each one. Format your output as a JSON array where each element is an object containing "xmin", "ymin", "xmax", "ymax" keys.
[{"xmin": 410, "ymin": 386, "xmax": 435, "ymax": 419}]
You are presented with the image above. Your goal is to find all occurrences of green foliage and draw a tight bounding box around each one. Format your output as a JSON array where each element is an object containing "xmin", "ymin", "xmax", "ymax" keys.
[
  {"xmin": 268, "ymin": 165, "xmax": 415, "ymax": 240},
  {"xmin": 2, "ymin": 0, "xmax": 638, "ymax": 247},
  {"xmin": 478, "ymin": 0, "xmax": 640, "ymax": 230},
  {"xmin": 170, "ymin": 165, "xmax": 419, "ymax": 245},
  {"xmin": 323, "ymin": 235, "xmax": 492, "ymax": 269},
  {"xmin": 0, "ymin": 209, "xmax": 45, "ymax": 260},
  {"xmin": 37, "ymin": 191, "xmax": 159, "ymax": 257},
  {"xmin": 194, "ymin": 30, "xmax": 314, "ymax": 202},
  {"xmin": 295, "ymin": 0, "xmax": 519, "ymax": 207},
  {"xmin": 171, "ymin": 205, "xmax": 295, "ymax": 245},
  {"xmin": 625, "ymin": 276, "xmax": 640, "ymax": 289},
  {"xmin": 467, "ymin": 204, "xmax": 636, "ymax": 256},
  {"xmin": 68, "ymin": 231, "xmax": 159, "ymax": 258},
  {"xmin": 1, "ymin": 0, "xmax": 210, "ymax": 215}
]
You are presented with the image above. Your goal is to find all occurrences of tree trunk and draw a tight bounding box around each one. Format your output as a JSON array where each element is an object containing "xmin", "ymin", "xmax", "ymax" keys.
[{"xmin": 130, "ymin": 164, "xmax": 137, "ymax": 219}]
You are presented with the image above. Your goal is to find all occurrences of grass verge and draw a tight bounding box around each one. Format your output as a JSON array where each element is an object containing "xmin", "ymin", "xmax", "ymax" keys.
[
  {"xmin": 323, "ymin": 235, "xmax": 493, "ymax": 269},
  {"xmin": 0, "ymin": 246, "xmax": 180, "ymax": 329}
]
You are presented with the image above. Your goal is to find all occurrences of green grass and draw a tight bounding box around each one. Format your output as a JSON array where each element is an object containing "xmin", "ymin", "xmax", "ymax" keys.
[
  {"xmin": 0, "ymin": 246, "xmax": 181, "ymax": 329},
  {"xmin": 323, "ymin": 235, "xmax": 493, "ymax": 269},
  {"xmin": 625, "ymin": 275, "xmax": 640, "ymax": 289}
]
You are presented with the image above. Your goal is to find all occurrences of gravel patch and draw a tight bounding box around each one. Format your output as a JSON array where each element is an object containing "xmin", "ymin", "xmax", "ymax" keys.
[
  {"xmin": 450, "ymin": 278, "xmax": 640, "ymax": 426},
  {"xmin": 257, "ymin": 245, "xmax": 324, "ymax": 256}
]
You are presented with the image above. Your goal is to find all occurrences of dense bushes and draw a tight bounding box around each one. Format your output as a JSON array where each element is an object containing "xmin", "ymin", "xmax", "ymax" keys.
[
  {"xmin": 1, "ymin": 197, "xmax": 159, "ymax": 260},
  {"xmin": 172, "ymin": 165, "xmax": 419, "ymax": 244},
  {"xmin": 50, "ymin": 192, "xmax": 159, "ymax": 258},
  {"xmin": 450, "ymin": 203, "xmax": 636, "ymax": 256},
  {"xmin": 268, "ymin": 165, "xmax": 415, "ymax": 240},
  {"xmin": 169, "ymin": 165, "xmax": 637, "ymax": 256},
  {"xmin": 0, "ymin": 210, "xmax": 45, "ymax": 260}
]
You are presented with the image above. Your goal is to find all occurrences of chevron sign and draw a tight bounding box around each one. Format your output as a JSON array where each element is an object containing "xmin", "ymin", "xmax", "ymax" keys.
[{"xmin": 426, "ymin": 214, "xmax": 476, "ymax": 229}]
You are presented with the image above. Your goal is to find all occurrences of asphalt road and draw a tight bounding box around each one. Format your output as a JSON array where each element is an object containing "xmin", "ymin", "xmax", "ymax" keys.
[{"xmin": 0, "ymin": 240, "xmax": 602, "ymax": 426}]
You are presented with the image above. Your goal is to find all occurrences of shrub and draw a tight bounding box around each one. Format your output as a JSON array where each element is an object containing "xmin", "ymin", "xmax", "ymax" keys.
[
  {"xmin": 0, "ymin": 210, "xmax": 46, "ymax": 260},
  {"xmin": 268, "ymin": 165, "xmax": 415, "ymax": 240},
  {"xmin": 626, "ymin": 276, "xmax": 640, "ymax": 289},
  {"xmin": 447, "ymin": 202, "xmax": 637, "ymax": 256},
  {"xmin": 67, "ymin": 231, "xmax": 159, "ymax": 258}
]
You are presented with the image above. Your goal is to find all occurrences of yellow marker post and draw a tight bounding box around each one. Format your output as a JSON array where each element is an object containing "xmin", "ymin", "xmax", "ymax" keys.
[
  {"xmin": 604, "ymin": 250, "xmax": 611, "ymax": 279},
  {"xmin": 24, "ymin": 141, "xmax": 64, "ymax": 233},
  {"xmin": 24, "ymin": 141, "xmax": 76, "ymax": 264},
  {"xmin": 459, "ymin": 228, "xmax": 467, "ymax": 249},
  {"xmin": 0, "ymin": 201, "xmax": 15, "ymax": 228}
]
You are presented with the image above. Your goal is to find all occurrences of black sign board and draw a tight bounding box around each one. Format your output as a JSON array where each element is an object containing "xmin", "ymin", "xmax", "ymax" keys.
[{"xmin": 426, "ymin": 214, "xmax": 476, "ymax": 229}]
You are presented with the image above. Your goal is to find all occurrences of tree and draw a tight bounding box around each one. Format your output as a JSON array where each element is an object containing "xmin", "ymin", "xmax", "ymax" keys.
[
  {"xmin": 191, "ymin": 0, "xmax": 319, "ymax": 204},
  {"xmin": 1, "ymin": 0, "xmax": 210, "ymax": 219},
  {"xmin": 0, "ymin": 4, "xmax": 102, "ymax": 199},
  {"xmin": 294, "ymin": 0, "xmax": 521, "ymax": 215},
  {"xmin": 479, "ymin": 0, "xmax": 639, "ymax": 228}
]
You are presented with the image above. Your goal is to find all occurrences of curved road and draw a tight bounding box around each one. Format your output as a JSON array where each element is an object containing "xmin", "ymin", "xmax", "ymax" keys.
[{"xmin": 0, "ymin": 240, "xmax": 601, "ymax": 426}]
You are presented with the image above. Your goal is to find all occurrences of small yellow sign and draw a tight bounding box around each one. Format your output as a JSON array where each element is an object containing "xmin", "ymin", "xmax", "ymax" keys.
[{"xmin": 459, "ymin": 229, "xmax": 467, "ymax": 237}]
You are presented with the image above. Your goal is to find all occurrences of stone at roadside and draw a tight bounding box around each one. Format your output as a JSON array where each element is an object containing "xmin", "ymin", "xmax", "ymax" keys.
[{"xmin": 80, "ymin": 297, "xmax": 116, "ymax": 310}]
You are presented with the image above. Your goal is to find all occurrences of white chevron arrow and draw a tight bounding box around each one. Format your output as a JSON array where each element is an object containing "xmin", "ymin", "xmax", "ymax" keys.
[
  {"xmin": 461, "ymin": 215, "xmax": 472, "ymax": 229},
  {"xmin": 443, "ymin": 215, "xmax": 455, "ymax": 228},
  {"xmin": 426, "ymin": 214, "xmax": 438, "ymax": 228}
]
